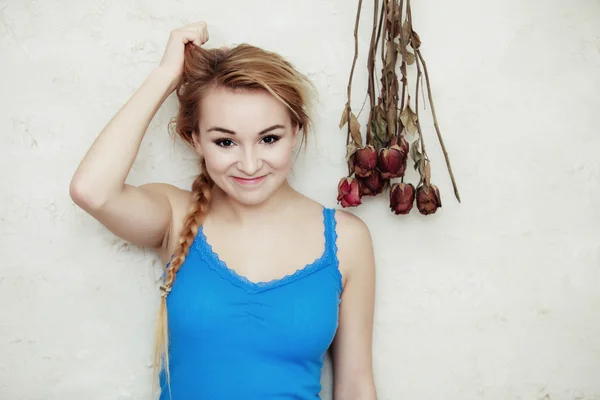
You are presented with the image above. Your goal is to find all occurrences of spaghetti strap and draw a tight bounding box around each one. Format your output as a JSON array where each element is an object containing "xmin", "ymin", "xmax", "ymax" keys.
[{"xmin": 323, "ymin": 208, "xmax": 339, "ymax": 259}]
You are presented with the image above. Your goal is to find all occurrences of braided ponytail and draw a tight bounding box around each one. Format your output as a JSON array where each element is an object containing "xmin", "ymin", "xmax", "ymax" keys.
[{"xmin": 152, "ymin": 163, "xmax": 214, "ymax": 392}]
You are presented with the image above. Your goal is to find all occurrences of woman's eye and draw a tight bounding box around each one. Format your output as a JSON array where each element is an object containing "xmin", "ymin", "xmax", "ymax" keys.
[
  {"xmin": 215, "ymin": 139, "xmax": 234, "ymax": 147},
  {"xmin": 261, "ymin": 135, "xmax": 281, "ymax": 145}
]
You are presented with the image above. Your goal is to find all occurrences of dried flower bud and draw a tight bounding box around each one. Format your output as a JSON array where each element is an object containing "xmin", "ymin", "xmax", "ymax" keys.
[
  {"xmin": 390, "ymin": 182, "xmax": 415, "ymax": 215},
  {"xmin": 357, "ymin": 172, "xmax": 386, "ymax": 196},
  {"xmin": 337, "ymin": 177, "xmax": 362, "ymax": 208},
  {"xmin": 416, "ymin": 184, "xmax": 442, "ymax": 215},
  {"xmin": 378, "ymin": 138, "xmax": 408, "ymax": 179},
  {"xmin": 352, "ymin": 145, "xmax": 378, "ymax": 177}
]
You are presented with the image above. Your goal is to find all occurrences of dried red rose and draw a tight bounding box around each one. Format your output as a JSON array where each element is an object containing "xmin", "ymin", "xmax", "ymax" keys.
[
  {"xmin": 416, "ymin": 184, "xmax": 442, "ymax": 215},
  {"xmin": 378, "ymin": 138, "xmax": 408, "ymax": 179},
  {"xmin": 357, "ymin": 172, "xmax": 386, "ymax": 196},
  {"xmin": 389, "ymin": 182, "xmax": 415, "ymax": 215},
  {"xmin": 352, "ymin": 145, "xmax": 378, "ymax": 177},
  {"xmin": 337, "ymin": 177, "xmax": 362, "ymax": 207}
]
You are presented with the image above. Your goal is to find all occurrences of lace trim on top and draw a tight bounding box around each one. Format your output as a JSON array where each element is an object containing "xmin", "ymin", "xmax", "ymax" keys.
[{"xmin": 192, "ymin": 207, "xmax": 340, "ymax": 294}]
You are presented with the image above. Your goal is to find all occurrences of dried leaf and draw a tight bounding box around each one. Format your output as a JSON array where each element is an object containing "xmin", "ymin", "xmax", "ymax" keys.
[
  {"xmin": 339, "ymin": 103, "xmax": 350, "ymax": 129},
  {"xmin": 418, "ymin": 159, "xmax": 426, "ymax": 177},
  {"xmin": 410, "ymin": 139, "xmax": 423, "ymax": 169},
  {"xmin": 386, "ymin": 0, "xmax": 395, "ymax": 22},
  {"xmin": 396, "ymin": 42, "xmax": 415, "ymax": 66},
  {"xmin": 349, "ymin": 112, "xmax": 363, "ymax": 147},
  {"xmin": 373, "ymin": 105, "xmax": 387, "ymax": 149},
  {"xmin": 400, "ymin": 103, "xmax": 418, "ymax": 135},
  {"xmin": 372, "ymin": 129, "xmax": 386, "ymax": 150},
  {"xmin": 391, "ymin": 16, "xmax": 400, "ymax": 39},
  {"xmin": 400, "ymin": 62, "xmax": 407, "ymax": 80},
  {"xmin": 401, "ymin": 21, "xmax": 411, "ymax": 46},
  {"xmin": 346, "ymin": 142, "xmax": 358, "ymax": 160},
  {"xmin": 398, "ymin": 119, "xmax": 405, "ymax": 137},
  {"xmin": 411, "ymin": 30, "xmax": 421, "ymax": 49}
]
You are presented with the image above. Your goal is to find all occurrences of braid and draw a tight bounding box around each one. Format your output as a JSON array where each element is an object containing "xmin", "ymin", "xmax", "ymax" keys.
[{"xmin": 152, "ymin": 164, "xmax": 214, "ymax": 393}]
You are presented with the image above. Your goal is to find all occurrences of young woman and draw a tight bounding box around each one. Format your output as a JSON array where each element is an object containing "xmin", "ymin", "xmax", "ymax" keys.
[{"xmin": 70, "ymin": 21, "xmax": 376, "ymax": 399}]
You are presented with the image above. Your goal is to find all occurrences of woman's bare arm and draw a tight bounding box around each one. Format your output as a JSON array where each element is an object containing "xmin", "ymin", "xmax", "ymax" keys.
[
  {"xmin": 331, "ymin": 211, "xmax": 377, "ymax": 400},
  {"xmin": 69, "ymin": 22, "xmax": 208, "ymax": 251},
  {"xmin": 70, "ymin": 69, "xmax": 179, "ymax": 249}
]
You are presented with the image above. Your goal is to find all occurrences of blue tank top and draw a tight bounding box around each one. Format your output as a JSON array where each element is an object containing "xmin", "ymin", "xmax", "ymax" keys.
[{"xmin": 160, "ymin": 207, "xmax": 342, "ymax": 400}]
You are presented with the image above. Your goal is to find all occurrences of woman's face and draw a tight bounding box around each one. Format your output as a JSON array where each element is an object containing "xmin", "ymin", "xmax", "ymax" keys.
[{"xmin": 193, "ymin": 86, "xmax": 299, "ymax": 206}]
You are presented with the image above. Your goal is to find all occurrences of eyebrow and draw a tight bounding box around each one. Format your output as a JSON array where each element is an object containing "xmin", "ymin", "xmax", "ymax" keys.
[{"xmin": 206, "ymin": 124, "xmax": 285, "ymax": 135}]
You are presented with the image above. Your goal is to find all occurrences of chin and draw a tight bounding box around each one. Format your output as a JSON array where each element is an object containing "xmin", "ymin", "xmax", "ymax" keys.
[
  {"xmin": 234, "ymin": 193, "xmax": 270, "ymax": 206},
  {"xmin": 226, "ymin": 187, "xmax": 275, "ymax": 206}
]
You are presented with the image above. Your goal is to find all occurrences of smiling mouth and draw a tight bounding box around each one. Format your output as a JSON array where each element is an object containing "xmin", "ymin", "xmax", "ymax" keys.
[{"xmin": 232, "ymin": 175, "xmax": 267, "ymax": 186}]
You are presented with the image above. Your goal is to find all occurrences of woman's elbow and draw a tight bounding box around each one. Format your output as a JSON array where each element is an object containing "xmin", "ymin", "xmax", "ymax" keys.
[{"xmin": 69, "ymin": 175, "xmax": 108, "ymax": 211}]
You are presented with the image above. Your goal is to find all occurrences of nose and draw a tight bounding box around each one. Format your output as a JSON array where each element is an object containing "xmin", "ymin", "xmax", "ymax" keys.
[{"xmin": 237, "ymin": 146, "xmax": 262, "ymax": 177}]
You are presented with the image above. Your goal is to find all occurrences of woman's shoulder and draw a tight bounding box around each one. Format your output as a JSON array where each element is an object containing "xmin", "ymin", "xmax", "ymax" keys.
[
  {"xmin": 297, "ymin": 196, "xmax": 370, "ymax": 241},
  {"xmin": 332, "ymin": 208, "xmax": 371, "ymax": 239},
  {"xmin": 331, "ymin": 208, "xmax": 374, "ymax": 279},
  {"xmin": 289, "ymin": 196, "xmax": 371, "ymax": 244}
]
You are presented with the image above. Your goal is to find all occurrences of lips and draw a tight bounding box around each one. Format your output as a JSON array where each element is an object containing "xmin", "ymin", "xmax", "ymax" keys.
[{"xmin": 232, "ymin": 175, "xmax": 267, "ymax": 186}]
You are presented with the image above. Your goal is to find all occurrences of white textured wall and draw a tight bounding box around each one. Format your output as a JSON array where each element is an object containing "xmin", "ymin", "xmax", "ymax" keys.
[{"xmin": 1, "ymin": 0, "xmax": 599, "ymax": 399}]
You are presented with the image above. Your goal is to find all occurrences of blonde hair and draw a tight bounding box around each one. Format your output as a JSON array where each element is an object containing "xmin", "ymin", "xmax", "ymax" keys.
[{"xmin": 153, "ymin": 43, "xmax": 315, "ymax": 392}]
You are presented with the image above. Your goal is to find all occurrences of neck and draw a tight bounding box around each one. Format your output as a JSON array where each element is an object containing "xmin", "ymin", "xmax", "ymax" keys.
[{"xmin": 208, "ymin": 180, "xmax": 298, "ymax": 226}]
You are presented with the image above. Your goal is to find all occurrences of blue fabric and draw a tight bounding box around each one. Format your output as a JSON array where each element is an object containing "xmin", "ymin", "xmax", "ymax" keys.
[{"xmin": 159, "ymin": 207, "xmax": 342, "ymax": 400}]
